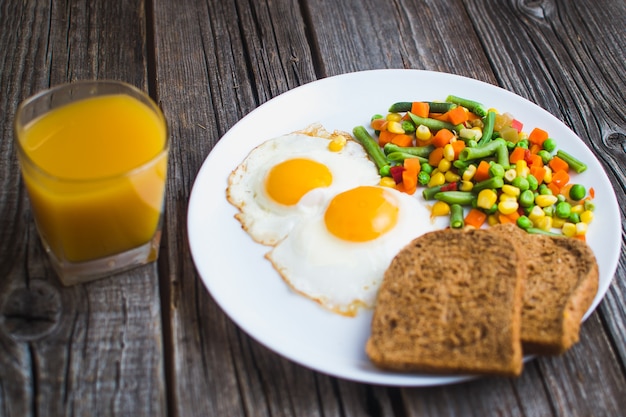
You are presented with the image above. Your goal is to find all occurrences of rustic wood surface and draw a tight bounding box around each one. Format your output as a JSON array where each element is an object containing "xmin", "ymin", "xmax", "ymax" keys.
[{"xmin": 1, "ymin": 0, "xmax": 624, "ymax": 416}]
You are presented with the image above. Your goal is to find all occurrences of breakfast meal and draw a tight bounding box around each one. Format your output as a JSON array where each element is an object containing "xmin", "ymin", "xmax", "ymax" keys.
[{"xmin": 226, "ymin": 93, "xmax": 600, "ymax": 376}]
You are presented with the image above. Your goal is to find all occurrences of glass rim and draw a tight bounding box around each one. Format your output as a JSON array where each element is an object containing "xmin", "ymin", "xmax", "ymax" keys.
[{"xmin": 14, "ymin": 80, "xmax": 169, "ymax": 184}]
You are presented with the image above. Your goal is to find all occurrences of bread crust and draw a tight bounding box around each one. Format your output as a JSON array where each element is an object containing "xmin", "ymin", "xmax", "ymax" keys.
[{"xmin": 366, "ymin": 228, "xmax": 524, "ymax": 376}]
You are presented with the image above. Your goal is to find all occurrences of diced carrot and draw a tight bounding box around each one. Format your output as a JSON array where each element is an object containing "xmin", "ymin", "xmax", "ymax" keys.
[
  {"xmin": 431, "ymin": 128, "xmax": 455, "ymax": 148},
  {"xmin": 549, "ymin": 155, "xmax": 569, "ymax": 173},
  {"xmin": 473, "ymin": 160, "xmax": 491, "ymax": 182},
  {"xmin": 429, "ymin": 113, "xmax": 450, "ymax": 122},
  {"xmin": 573, "ymin": 234, "xmax": 587, "ymax": 242},
  {"xmin": 446, "ymin": 106, "xmax": 468, "ymax": 125},
  {"xmin": 589, "ymin": 187, "xmax": 595, "ymax": 198},
  {"xmin": 465, "ymin": 208, "xmax": 487, "ymax": 229},
  {"xmin": 547, "ymin": 181, "xmax": 561, "ymax": 195},
  {"xmin": 528, "ymin": 127, "xmax": 549, "ymax": 146},
  {"xmin": 411, "ymin": 101, "xmax": 430, "ymax": 118},
  {"xmin": 528, "ymin": 153, "xmax": 543, "ymax": 167},
  {"xmin": 529, "ymin": 143, "xmax": 542, "ymax": 155},
  {"xmin": 498, "ymin": 211, "xmax": 520, "ymax": 224},
  {"xmin": 402, "ymin": 169, "xmax": 417, "ymax": 195},
  {"xmin": 451, "ymin": 140, "xmax": 466, "ymax": 159},
  {"xmin": 371, "ymin": 118, "xmax": 387, "ymax": 131},
  {"xmin": 551, "ymin": 169, "xmax": 570, "ymax": 189},
  {"xmin": 403, "ymin": 157, "xmax": 421, "ymax": 174},
  {"xmin": 529, "ymin": 165, "xmax": 546, "ymax": 184},
  {"xmin": 466, "ymin": 112, "xmax": 481, "ymax": 122},
  {"xmin": 391, "ymin": 134, "xmax": 413, "ymax": 147},
  {"xmin": 428, "ymin": 147, "xmax": 444, "ymax": 167},
  {"xmin": 378, "ymin": 130, "xmax": 396, "ymax": 146},
  {"xmin": 509, "ymin": 146, "xmax": 527, "ymax": 164}
]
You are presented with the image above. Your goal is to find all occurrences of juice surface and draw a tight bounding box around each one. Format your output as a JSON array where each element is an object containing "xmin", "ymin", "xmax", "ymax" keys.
[{"xmin": 19, "ymin": 94, "xmax": 168, "ymax": 263}]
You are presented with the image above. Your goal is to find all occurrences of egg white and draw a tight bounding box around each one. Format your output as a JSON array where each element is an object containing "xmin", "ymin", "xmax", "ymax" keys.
[
  {"xmin": 227, "ymin": 132, "xmax": 381, "ymax": 246},
  {"xmin": 265, "ymin": 186, "xmax": 436, "ymax": 316}
]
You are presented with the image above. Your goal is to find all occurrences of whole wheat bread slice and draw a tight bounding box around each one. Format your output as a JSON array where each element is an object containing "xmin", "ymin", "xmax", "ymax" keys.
[
  {"xmin": 366, "ymin": 228, "xmax": 524, "ymax": 376},
  {"xmin": 487, "ymin": 223, "xmax": 599, "ymax": 355}
]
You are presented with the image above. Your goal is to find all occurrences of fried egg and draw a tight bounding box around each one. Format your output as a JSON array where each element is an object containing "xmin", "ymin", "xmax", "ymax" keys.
[
  {"xmin": 265, "ymin": 185, "xmax": 436, "ymax": 316},
  {"xmin": 227, "ymin": 132, "xmax": 380, "ymax": 245}
]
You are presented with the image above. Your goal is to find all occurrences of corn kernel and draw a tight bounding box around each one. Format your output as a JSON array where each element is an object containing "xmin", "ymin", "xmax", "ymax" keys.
[
  {"xmin": 428, "ymin": 172, "xmax": 446, "ymax": 188},
  {"xmin": 499, "ymin": 193, "xmax": 517, "ymax": 203},
  {"xmin": 459, "ymin": 180, "xmax": 473, "ymax": 191},
  {"xmin": 504, "ymin": 169, "xmax": 517, "ymax": 183},
  {"xmin": 580, "ymin": 210, "xmax": 594, "ymax": 224},
  {"xmin": 415, "ymin": 125, "xmax": 432, "ymax": 142},
  {"xmin": 431, "ymin": 201, "xmax": 450, "ymax": 217},
  {"xmin": 501, "ymin": 184, "xmax": 520, "ymax": 198},
  {"xmin": 477, "ymin": 189, "xmax": 498, "ymax": 210},
  {"xmin": 535, "ymin": 194, "xmax": 558, "ymax": 207},
  {"xmin": 498, "ymin": 199, "xmax": 519, "ymax": 215},
  {"xmin": 536, "ymin": 216, "xmax": 553, "ymax": 231},
  {"xmin": 543, "ymin": 166, "xmax": 553, "ymax": 183},
  {"xmin": 528, "ymin": 205, "xmax": 545, "ymax": 224},
  {"xmin": 570, "ymin": 204, "xmax": 584, "ymax": 214},
  {"xmin": 576, "ymin": 222, "xmax": 588, "ymax": 236},
  {"xmin": 487, "ymin": 214, "xmax": 500, "ymax": 226},
  {"xmin": 328, "ymin": 134, "xmax": 347, "ymax": 152},
  {"xmin": 443, "ymin": 144, "xmax": 455, "ymax": 161},
  {"xmin": 379, "ymin": 177, "xmax": 396, "ymax": 188},
  {"xmin": 387, "ymin": 120, "xmax": 405, "ymax": 134},
  {"xmin": 386, "ymin": 112, "xmax": 402, "ymax": 122},
  {"xmin": 438, "ymin": 158, "xmax": 451, "ymax": 173},
  {"xmin": 552, "ymin": 216, "xmax": 566, "ymax": 229},
  {"xmin": 487, "ymin": 107, "xmax": 499, "ymax": 114},
  {"xmin": 445, "ymin": 171, "xmax": 461, "ymax": 183},
  {"xmin": 517, "ymin": 131, "xmax": 529, "ymax": 142},
  {"xmin": 516, "ymin": 160, "xmax": 529, "ymax": 178},
  {"xmin": 562, "ymin": 222, "xmax": 577, "ymax": 237},
  {"xmin": 462, "ymin": 164, "xmax": 477, "ymax": 181}
]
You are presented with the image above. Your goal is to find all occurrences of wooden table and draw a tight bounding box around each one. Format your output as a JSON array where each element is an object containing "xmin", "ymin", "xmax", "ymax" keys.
[{"xmin": 1, "ymin": 0, "xmax": 625, "ymax": 415}]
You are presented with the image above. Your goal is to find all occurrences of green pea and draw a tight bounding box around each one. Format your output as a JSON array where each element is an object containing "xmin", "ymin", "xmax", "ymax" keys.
[
  {"xmin": 569, "ymin": 212, "xmax": 581, "ymax": 224},
  {"xmin": 527, "ymin": 174, "xmax": 539, "ymax": 191},
  {"xmin": 401, "ymin": 120, "xmax": 416, "ymax": 133},
  {"xmin": 569, "ymin": 184, "xmax": 586, "ymax": 201},
  {"xmin": 555, "ymin": 201, "xmax": 572, "ymax": 219},
  {"xmin": 516, "ymin": 140, "xmax": 529, "ymax": 149},
  {"xmin": 516, "ymin": 215, "xmax": 533, "ymax": 230},
  {"xmin": 421, "ymin": 162, "xmax": 433, "ymax": 174},
  {"xmin": 379, "ymin": 165, "xmax": 391, "ymax": 177},
  {"xmin": 543, "ymin": 205, "xmax": 555, "ymax": 217},
  {"xmin": 519, "ymin": 190, "xmax": 535, "ymax": 208},
  {"xmin": 542, "ymin": 138, "xmax": 557, "ymax": 152},
  {"xmin": 506, "ymin": 141, "xmax": 516, "ymax": 151},
  {"xmin": 557, "ymin": 194, "xmax": 566, "ymax": 203},
  {"xmin": 539, "ymin": 184, "xmax": 552, "ymax": 195},
  {"xmin": 584, "ymin": 200, "xmax": 595, "ymax": 211},
  {"xmin": 417, "ymin": 171, "xmax": 430, "ymax": 186},
  {"xmin": 512, "ymin": 176, "xmax": 530, "ymax": 191},
  {"xmin": 489, "ymin": 163, "xmax": 505, "ymax": 178},
  {"xmin": 485, "ymin": 203, "xmax": 498, "ymax": 215}
]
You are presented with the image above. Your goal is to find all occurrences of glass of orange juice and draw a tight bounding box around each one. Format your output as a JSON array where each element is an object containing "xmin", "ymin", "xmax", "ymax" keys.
[{"xmin": 14, "ymin": 80, "xmax": 169, "ymax": 285}]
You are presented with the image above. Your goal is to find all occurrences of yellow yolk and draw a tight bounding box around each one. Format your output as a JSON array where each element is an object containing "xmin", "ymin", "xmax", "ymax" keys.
[
  {"xmin": 324, "ymin": 186, "xmax": 399, "ymax": 242},
  {"xmin": 265, "ymin": 158, "xmax": 333, "ymax": 205}
]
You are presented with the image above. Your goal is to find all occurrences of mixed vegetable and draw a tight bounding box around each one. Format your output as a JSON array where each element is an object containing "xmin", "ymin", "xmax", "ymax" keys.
[{"xmin": 350, "ymin": 95, "xmax": 594, "ymax": 239}]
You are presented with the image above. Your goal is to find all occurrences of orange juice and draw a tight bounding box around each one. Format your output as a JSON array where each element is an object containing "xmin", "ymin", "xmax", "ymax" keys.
[{"xmin": 17, "ymin": 94, "xmax": 168, "ymax": 263}]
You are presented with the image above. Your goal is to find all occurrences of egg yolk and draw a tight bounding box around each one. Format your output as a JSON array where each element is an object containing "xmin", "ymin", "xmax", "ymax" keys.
[
  {"xmin": 265, "ymin": 158, "xmax": 333, "ymax": 205},
  {"xmin": 324, "ymin": 186, "xmax": 399, "ymax": 242}
]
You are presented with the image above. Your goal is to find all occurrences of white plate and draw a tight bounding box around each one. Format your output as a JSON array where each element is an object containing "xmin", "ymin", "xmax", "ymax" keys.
[{"xmin": 187, "ymin": 69, "xmax": 621, "ymax": 386}]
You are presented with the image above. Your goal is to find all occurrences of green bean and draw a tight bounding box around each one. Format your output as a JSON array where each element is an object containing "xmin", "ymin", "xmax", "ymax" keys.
[
  {"xmin": 450, "ymin": 204, "xmax": 465, "ymax": 229},
  {"xmin": 352, "ymin": 126, "xmax": 389, "ymax": 173},
  {"xmin": 423, "ymin": 185, "xmax": 443, "ymax": 200},
  {"xmin": 477, "ymin": 111, "xmax": 496, "ymax": 146},
  {"xmin": 385, "ymin": 152, "xmax": 428, "ymax": 164},
  {"xmin": 472, "ymin": 176, "xmax": 504, "ymax": 192},
  {"xmin": 445, "ymin": 95, "xmax": 488, "ymax": 118},
  {"xmin": 383, "ymin": 143, "xmax": 434, "ymax": 158},
  {"xmin": 408, "ymin": 112, "xmax": 459, "ymax": 133},
  {"xmin": 459, "ymin": 138, "xmax": 506, "ymax": 161},
  {"xmin": 433, "ymin": 191, "xmax": 475, "ymax": 206},
  {"xmin": 428, "ymin": 101, "xmax": 457, "ymax": 114},
  {"xmin": 556, "ymin": 149, "xmax": 587, "ymax": 173},
  {"xmin": 527, "ymin": 227, "xmax": 561, "ymax": 237},
  {"xmin": 388, "ymin": 102, "xmax": 412, "ymax": 113}
]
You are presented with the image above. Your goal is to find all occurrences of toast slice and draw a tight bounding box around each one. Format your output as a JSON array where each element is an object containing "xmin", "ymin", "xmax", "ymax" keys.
[
  {"xmin": 488, "ymin": 224, "xmax": 599, "ymax": 355},
  {"xmin": 366, "ymin": 228, "xmax": 524, "ymax": 376}
]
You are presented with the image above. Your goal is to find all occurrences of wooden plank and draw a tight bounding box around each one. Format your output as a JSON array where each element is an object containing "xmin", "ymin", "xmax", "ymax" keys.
[{"xmin": 0, "ymin": 1, "xmax": 166, "ymax": 416}]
